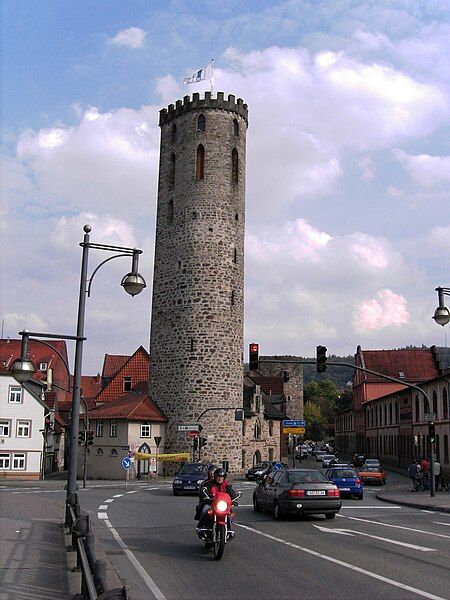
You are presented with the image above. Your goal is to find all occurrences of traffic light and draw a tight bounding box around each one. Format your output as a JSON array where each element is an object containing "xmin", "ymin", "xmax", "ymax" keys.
[
  {"xmin": 86, "ymin": 430, "xmax": 94, "ymax": 446},
  {"xmin": 316, "ymin": 345, "xmax": 327, "ymax": 373},
  {"xmin": 78, "ymin": 431, "xmax": 86, "ymax": 445},
  {"xmin": 199, "ymin": 437, "xmax": 207, "ymax": 448},
  {"xmin": 281, "ymin": 370, "xmax": 290, "ymax": 383},
  {"xmin": 428, "ymin": 421, "xmax": 436, "ymax": 444},
  {"xmin": 249, "ymin": 343, "xmax": 259, "ymax": 371},
  {"xmin": 193, "ymin": 437, "xmax": 199, "ymax": 451}
]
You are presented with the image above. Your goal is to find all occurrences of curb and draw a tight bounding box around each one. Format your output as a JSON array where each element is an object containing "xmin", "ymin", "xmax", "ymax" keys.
[{"xmin": 375, "ymin": 492, "xmax": 450, "ymax": 514}]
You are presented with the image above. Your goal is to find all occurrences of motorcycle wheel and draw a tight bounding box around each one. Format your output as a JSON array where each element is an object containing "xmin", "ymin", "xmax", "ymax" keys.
[{"xmin": 213, "ymin": 524, "xmax": 226, "ymax": 561}]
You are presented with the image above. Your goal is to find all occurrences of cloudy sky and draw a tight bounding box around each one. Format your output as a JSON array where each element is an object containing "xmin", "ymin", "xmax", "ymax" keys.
[{"xmin": 1, "ymin": 0, "xmax": 449, "ymax": 373}]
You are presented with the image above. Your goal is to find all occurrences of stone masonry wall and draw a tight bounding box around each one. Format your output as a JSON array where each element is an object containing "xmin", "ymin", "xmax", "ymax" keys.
[{"xmin": 149, "ymin": 93, "xmax": 248, "ymax": 473}]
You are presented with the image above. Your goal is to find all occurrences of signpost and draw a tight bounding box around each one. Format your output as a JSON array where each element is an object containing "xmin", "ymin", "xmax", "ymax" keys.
[
  {"xmin": 178, "ymin": 424, "xmax": 201, "ymax": 432},
  {"xmin": 154, "ymin": 436, "xmax": 162, "ymax": 482},
  {"xmin": 282, "ymin": 419, "xmax": 306, "ymax": 435},
  {"xmin": 188, "ymin": 431, "xmax": 199, "ymax": 438},
  {"xmin": 121, "ymin": 456, "xmax": 132, "ymax": 488}
]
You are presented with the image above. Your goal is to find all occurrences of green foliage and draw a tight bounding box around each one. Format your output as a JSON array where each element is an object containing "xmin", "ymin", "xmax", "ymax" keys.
[
  {"xmin": 304, "ymin": 402, "xmax": 326, "ymax": 441},
  {"xmin": 303, "ymin": 355, "xmax": 355, "ymax": 387}
]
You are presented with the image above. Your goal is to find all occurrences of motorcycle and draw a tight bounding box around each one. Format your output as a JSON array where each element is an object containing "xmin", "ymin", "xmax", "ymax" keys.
[{"xmin": 196, "ymin": 491, "xmax": 241, "ymax": 560}]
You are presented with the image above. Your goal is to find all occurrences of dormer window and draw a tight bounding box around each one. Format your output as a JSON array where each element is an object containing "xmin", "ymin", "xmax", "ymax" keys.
[
  {"xmin": 39, "ymin": 362, "xmax": 48, "ymax": 371},
  {"xmin": 123, "ymin": 377, "xmax": 132, "ymax": 392}
]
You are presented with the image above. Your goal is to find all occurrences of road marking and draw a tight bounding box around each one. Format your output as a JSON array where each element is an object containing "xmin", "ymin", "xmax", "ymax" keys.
[
  {"xmin": 313, "ymin": 525, "xmax": 436, "ymax": 552},
  {"xmin": 127, "ymin": 490, "xmax": 138, "ymax": 494},
  {"xmin": 236, "ymin": 523, "xmax": 445, "ymax": 599},
  {"xmin": 239, "ymin": 504, "xmax": 253, "ymax": 507},
  {"xmin": 340, "ymin": 506, "xmax": 402, "ymax": 509},
  {"xmin": 343, "ymin": 516, "xmax": 450, "ymax": 539},
  {"xmin": 98, "ymin": 512, "xmax": 108, "ymax": 519},
  {"xmin": 434, "ymin": 522, "xmax": 450, "ymax": 527},
  {"xmin": 103, "ymin": 519, "xmax": 167, "ymax": 600},
  {"xmin": 421, "ymin": 510, "xmax": 434, "ymax": 513},
  {"xmin": 113, "ymin": 494, "xmax": 123, "ymax": 498},
  {"xmin": 98, "ymin": 505, "xmax": 109, "ymax": 510},
  {"xmin": 105, "ymin": 499, "xmax": 114, "ymax": 503}
]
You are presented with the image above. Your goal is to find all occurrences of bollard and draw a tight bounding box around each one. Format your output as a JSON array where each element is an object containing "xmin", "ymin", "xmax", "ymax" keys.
[{"xmin": 94, "ymin": 559, "xmax": 107, "ymax": 594}]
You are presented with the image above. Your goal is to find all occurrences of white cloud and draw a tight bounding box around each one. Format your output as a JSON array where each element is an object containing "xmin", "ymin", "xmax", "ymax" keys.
[
  {"xmin": 2, "ymin": 312, "xmax": 48, "ymax": 333},
  {"xmin": 108, "ymin": 27, "xmax": 147, "ymax": 49},
  {"xmin": 358, "ymin": 156, "xmax": 375, "ymax": 180},
  {"xmin": 353, "ymin": 289, "xmax": 410, "ymax": 331},
  {"xmin": 394, "ymin": 149, "xmax": 450, "ymax": 187}
]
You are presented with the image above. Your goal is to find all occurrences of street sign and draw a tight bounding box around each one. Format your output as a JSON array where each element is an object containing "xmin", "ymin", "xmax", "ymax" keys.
[
  {"xmin": 121, "ymin": 457, "xmax": 132, "ymax": 470},
  {"xmin": 424, "ymin": 413, "xmax": 436, "ymax": 422},
  {"xmin": 187, "ymin": 431, "xmax": 199, "ymax": 438},
  {"xmin": 178, "ymin": 424, "xmax": 201, "ymax": 432},
  {"xmin": 283, "ymin": 427, "xmax": 306, "ymax": 435},
  {"xmin": 282, "ymin": 420, "xmax": 306, "ymax": 427},
  {"xmin": 121, "ymin": 446, "xmax": 129, "ymax": 450},
  {"xmin": 273, "ymin": 463, "xmax": 284, "ymax": 470}
]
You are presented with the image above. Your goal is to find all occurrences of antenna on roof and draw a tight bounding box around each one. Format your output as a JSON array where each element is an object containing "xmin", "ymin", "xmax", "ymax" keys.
[{"xmin": 1, "ymin": 318, "xmax": 4, "ymax": 339}]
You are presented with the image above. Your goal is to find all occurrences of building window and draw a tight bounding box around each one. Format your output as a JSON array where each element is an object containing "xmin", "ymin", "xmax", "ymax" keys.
[
  {"xmin": 197, "ymin": 114, "xmax": 206, "ymax": 132},
  {"xmin": 443, "ymin": 388, "xmax": 448, "ymax": 420},
  {"xmin": 233, "ymin": 118, "xmax": 239, "ymax": 137},
  {"xmin": 432, "ymin": 390, "xmax": 438, "ymax": 417},
  {"xmin": 268, "ymin": 420, "xmax": 273, "ymax": 436},
  {"xmin": 97, "ymin": 448, "xmax": 103, "ymax": 456},
  {"xmin": 171, "ymin": 123, "xmax": 177, "ymax": 142},
  {"xmin": 110, "ymin": 420, "xmax": 117, "ymax": 437},
  {"xmin": 241, "ymin": 449, "xmax": 246, "ymax": 468},
  {"xmin": 190, "ymin": 338, "xmax": 195, "ymax": 352},
  {"xmin": 96, "ymin": 421, "xmax": 104, "ymax": 437},
  {"xmin": 110, "ymin": 449, "xmax": 118, "ymax": 457},
  {"xmin": 444, "ymin": 435, "xmax": 449, "ymax": 464},
  {"xmin": 415, "ymin": 396, "xmax": 420, "ymax": 422},
  {"xmin": 268, "ymin": 448, "xmax": 274, "ymax": 461},
  {"xmin": 196, "ymin": 144, "xmax": 205, "ymax": 180},
  {"xmin": 231, "ymin": 290, "xmax": 235, "ymax": 306},
  {"xmin": 233, "ymin": 247, "xmax": 237, "ymax": 263},
  {"xmin": 255, "ymin": 396, "xmax": 260, "ymax": 412},
  {"xmin": 0, "ymin": 453, "xmax": 11, "ymax": 469},
  {"xmin": 12, "ymin": 453, "xmax": 26, "ymax": 470},
  {"xmin": 123, "ymin": 377, "xmax": 132, "ymax": 392},
  {"xmin": 254, "ymin": 419, "xmax": 261, "ymax": 439},
  {"xmin": 169, "ymin": 153, "xmax": 175, "ymax": 188},
  {"xmin": 17, "ymin": 420, "xmax": 31, "ymax": 438},
  {"xmin": 167, "ymin": 199, "xmax": 174, "ymax": 225},
  {"xmin": 9, "ymin": 386, "xmax": 22, "ymax": 403},
  {"xmin": 0, "ymin": 420, "xmax": 11, "ymax": 437},
  {"xmin": 39, "ymin": 362, "xmax": 48, "ymax": 371},
  {"xmin": 141, "ymin": 421, "xmax": 151, "ymax": 437},
  {"xmin": 232, "ymin": 148, "xmax": 238, "ymax": 183}
]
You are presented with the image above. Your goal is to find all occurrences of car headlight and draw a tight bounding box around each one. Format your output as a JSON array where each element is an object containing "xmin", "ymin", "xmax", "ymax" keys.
[
  {"xmin": 173, "ymin": 479, "xmax": 182, "ymax": 484},
  {"xmin": 255, "ymin": 470, "xmax": 262, "ymax": 475}
]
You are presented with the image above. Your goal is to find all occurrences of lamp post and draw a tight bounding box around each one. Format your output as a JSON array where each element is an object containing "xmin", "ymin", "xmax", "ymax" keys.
[
  {"xmin": 10, "ymin": 224, "xmax": 146, "ymax": 523},
  {"xmin": 432, "ymin": 287, "xmax": 450, "ymax": 326}
]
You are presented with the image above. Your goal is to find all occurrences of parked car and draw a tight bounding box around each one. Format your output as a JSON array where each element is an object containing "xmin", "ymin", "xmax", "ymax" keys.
[
  {"xmin": 321, "ymin": 454, "xmax": 338, "ymax": 468},
  {"xmin": 326, "ymin": 467, "xmax": 364, "ymax": 499},
  {"xmin": 245, "ymin": 461, "xmax": 288, "ymax": 481},
  {"xmin": 295, "ymin": 445, "xmax": 309, "ymax": 459},
  {"xmin": 315, "ymin": 451, "xmax": 327, "ymax": 462},
  {"xmin": 252, "ymin": 468, "xmax": 341, "ymax": 519},
  {"xmin": 172, "ymin": 463, "xmax": 217, "ymax": 495},
  {"xmin": 359, "ymin": 465, "xmax": 386, "ymax": 485}
]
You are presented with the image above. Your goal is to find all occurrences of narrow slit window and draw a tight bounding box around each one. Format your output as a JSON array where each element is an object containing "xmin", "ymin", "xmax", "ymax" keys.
[
  {"xmin": 232, "ymin": 148, "xmax": 238, "ymax": 183},
  {"xmin": 233, "ymin": 247, "xmax": 237, "ymax": 263},
  {"xmin": 231, "ymin": 290, "xmax": 235, "ymax": 305},
  {"xmin": 233, "ymin": 118, "xmax": 239, "ymax": 137},
  {"xmin": 167, "ymin": 199, "xmax": 174, "ymax": 224},
  {"xmin": 196, "ymin": 144, "xmax": 205, "ymax": 179},
  {"xmin": 171, "ymin": 123, "xmax": 177, "ymax": 142},
  {"xmin": 169, "ymin": 153, "xmax": 175, "ymax": 188},
  {"xmin": 190, "ymin": 338, "xmax": 195, "ymax": 352},
  {"xmin": 197, "ymin": 114, "xmax": 206, "ymax": 132}
]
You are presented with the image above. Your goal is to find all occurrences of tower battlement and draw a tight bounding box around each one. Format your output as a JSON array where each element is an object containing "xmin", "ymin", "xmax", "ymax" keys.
[{"xmin": 159, "ymin": 91, "xmax": 248, "ymax": 126}]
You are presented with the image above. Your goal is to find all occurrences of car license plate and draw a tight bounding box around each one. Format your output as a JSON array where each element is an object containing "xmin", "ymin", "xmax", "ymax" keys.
[
  {"xmin": 341, "ymin": 487, "xmax": 350, "ymax": 491},
  {"xmin": 184, "ymin": 486, "xmax": 195, "ymax": 489},
  {"xmin": 306, "ymin": 490, "xmax": 326, "ymax": 495}
]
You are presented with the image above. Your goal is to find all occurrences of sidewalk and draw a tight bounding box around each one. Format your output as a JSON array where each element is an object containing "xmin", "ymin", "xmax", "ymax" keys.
[
  {"xmin": 0, "ymin": 492, "xmax": 77, "ymax": 599},
  {"xmin": 376, "ymin": 484, "xmax": 450, "ymax": 513}
]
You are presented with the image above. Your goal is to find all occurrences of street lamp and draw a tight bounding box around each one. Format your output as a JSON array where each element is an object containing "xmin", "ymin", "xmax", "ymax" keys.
[
  {"xmin": 432, "ymin": 287, "xmax": 450, "ymax": 326},
  {"xmin": 10, "ymin": 224, "xmax": 146, "ymax": 523}
]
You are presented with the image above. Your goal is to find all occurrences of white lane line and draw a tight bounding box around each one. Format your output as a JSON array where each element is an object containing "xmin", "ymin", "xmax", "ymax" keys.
[
  {"xmin": 421, "ymin": 510, "xmax": 434, "ymax": 513},
  {"xmin": 340, "ymin": 506, "xmax": 402, "ymax": 509},
  {"xmin": 127, "ymin": 490, "xmax": 138, "ymax": 494},
  {"xmin": 98, "ymin": 505, "xmax": 109, "ymax": 510},
  {"xmin": 343, "ymin": 516, "xmax": 450, "ymax": 539},
  {"xmin": 434, "ymin": 522, "xmax": 450, "ymax": 527},
  {"xmin": 105, "ymin": 499, "xmax": 114, "ymax": 503},
  {"xmin": 98, "ymin": 512, "xmax": 108, "ymax": 519},
  {"xmin": 113, "ymin": 494, "xmax": 123, "ymax": 498},
  {"xmin": 145, "ymin": 487, "xmax": 159, "ymax": 490},
  {"xmin": 313, "ymin": 525, "xmax": 436, "ymax": 552},
  {"xmin": 238, "ymin": 504, "xmax": 253, "ymax": 507},
  {"xmin": 103, "ymin": 519, "xmax": 167, "ymax": 600},
  {"xmin": 236, "ymin": 523, "xmax": 445, "ymax": 599}
]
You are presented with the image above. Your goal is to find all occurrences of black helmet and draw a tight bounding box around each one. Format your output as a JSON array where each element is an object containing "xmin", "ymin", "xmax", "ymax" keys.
[{"xmin": 214, "ymin": 468, "xmax": 227, "ymax": 479}]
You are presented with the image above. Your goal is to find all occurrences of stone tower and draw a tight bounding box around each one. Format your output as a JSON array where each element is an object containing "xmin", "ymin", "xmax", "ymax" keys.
[{"xmin": 149, "ymin": 92, "xmax": 248, "ymax": 473}]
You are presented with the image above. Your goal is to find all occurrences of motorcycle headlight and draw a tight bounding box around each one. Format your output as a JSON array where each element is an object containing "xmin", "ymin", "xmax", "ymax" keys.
[{"xmin": 215, "ymin": 499, "xmax": 229, "ymax": 513}]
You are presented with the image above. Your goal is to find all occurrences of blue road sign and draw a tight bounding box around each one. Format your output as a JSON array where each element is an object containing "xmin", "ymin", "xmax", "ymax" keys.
[
  {"xmin": 282, "ymin": 420, "xmax": 306, "ymax": 427},
  {"xmin": 121, "ymin": 457, "xmax": 132, "ymax": 470},
  {"xmin": 273, "ymin": 463, "xmax": 284, "ymax": 470}
]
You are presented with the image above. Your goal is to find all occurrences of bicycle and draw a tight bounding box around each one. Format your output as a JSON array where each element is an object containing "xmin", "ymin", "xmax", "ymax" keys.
[{"xmin": 437, "ymin": 475, "xmax": 449, "ymax": 492}]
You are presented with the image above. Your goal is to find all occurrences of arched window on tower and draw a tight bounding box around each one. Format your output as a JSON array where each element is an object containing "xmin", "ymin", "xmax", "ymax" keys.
[
  {"xmin": 254, "ymin": 418, "xmax": 261, "ymax": 440},
  {"xmin": 196, "ymin": 144, "xmax": 205, "ymax": 180},
  {"xmin": 171, "ymin": 123, "xmax": 177, "ymax": 142},
  {"xmin": 169, "ymin": 153, "xmax": 175, "ymax": 188},
  {"xmin": 232, "ymin": 148, "xmax": 238, "ymax": 183},
  {"xmin": 433, "ymin": 390, "xmax": 438, "ymax": 417},
  {"xmin": 233, "ymin": 118, "xmax": 239, "ymax": 137},
  {"xmin": 167, "ymin": 199, "xmax": 174, "ymax": 224},
  {"xmin": 197, "ymin": 114, "xmax": 206, "ymax": 132},
  {"xmin": 443, "ymin": 388, "xmax": 448, "ymax": 420}
]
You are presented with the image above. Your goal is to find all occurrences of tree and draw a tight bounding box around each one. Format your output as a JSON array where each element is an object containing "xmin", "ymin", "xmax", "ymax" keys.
[
  {"xmin": 304, "ymin": 379, "xmax": 340, "ymax": 424},
  {"xmin": 304, "ymin": 402, "xmax": 326, "ymax": 441}
]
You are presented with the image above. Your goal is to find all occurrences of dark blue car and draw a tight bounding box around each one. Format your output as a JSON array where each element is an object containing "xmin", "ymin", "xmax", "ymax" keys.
[
  {"xmin": 172, "ymin": 463, "xmax": 215, "ymax": 495},
  {"xmin": 325, "ymin": 467, "xmax": 364, "ymax": 499}
]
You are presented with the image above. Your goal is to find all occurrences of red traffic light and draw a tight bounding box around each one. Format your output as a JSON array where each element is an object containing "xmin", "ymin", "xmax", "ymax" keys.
[{"xmin": 249, "ymin": 343, "xmax": 259, "ymax": 370}]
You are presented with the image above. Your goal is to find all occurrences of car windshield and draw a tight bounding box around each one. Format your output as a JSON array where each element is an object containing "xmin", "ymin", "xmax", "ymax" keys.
[
  {"xmin": 179, "ymin": 464, "xmax": 207, "ymax": 475},
  {"xmin": 365, "ymin": 460, "xmax": 379, "ymax": 465},
  {"xmin": 330, "ymin": 470, "xmax": 357, "ymax": 478},
  {"xmin": 287, "ymin": 471, "xmax": 327, "ymax": 483}
]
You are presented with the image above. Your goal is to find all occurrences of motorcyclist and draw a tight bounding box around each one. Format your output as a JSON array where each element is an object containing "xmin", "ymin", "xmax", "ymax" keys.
[
  {"xmin": 194, "ymin": 465, "xmax": 216, "ymax": 520},
  {"xmin": 196, "ymin": 468, "xmax": 238, "ymax": 535}
]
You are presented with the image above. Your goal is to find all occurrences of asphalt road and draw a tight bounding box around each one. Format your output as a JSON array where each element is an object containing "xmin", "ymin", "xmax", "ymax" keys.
[{"xmin": 2, "ymin": 465, "xmax": 449, "ymax": 600}]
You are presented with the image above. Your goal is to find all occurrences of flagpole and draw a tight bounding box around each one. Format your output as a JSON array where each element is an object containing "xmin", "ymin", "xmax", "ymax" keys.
[{"xmin": 211, "ymin": 58, "xmax": 214, "ymax": 95}]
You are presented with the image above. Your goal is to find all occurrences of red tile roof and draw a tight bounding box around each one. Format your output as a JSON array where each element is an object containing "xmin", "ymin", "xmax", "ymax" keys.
[
  {"xmin": 95, "ymin": 346, "xmax": 149, "ymax": 403},
  {"xmin": 89, "ymin": 382, "xmax": 166, "ymax": 421},
  {"xmin": 360, "ymin": 349, "xmax": 439, "ymax": 383},
  {"xmin": 101, "ymin": 354, "xmax": 130, "ymax": 379},
  {"xmin": 247, "ymin": 373, "xmax": 284, "ymax": 396}
]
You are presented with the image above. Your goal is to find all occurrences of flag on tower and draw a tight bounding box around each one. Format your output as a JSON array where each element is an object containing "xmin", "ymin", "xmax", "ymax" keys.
[{"xmin": 183, "ymin": 60, "xmax": 214, "ymax": 87}]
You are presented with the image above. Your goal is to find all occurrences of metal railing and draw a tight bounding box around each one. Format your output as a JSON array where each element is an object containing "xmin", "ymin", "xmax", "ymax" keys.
[{"xmin": 67, "ymin": 495, "xmax": 127, "ymax": 599}]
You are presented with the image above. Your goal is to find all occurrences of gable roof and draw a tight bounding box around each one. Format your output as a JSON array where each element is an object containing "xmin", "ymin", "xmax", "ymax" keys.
[
  {"xmin": 101, "ymin": 354, "xmax": 130, "ymax": 379},
  {"xmin": 358, "ymin": 348, "xmax": 439, "ymax": 383},
  {"xmin": 95, "ymin": 346, "xmax": 149, "ymax": 403},
  {"xmin": 89, "ymin": 382, "xmax": 167, "ymax": 421}
]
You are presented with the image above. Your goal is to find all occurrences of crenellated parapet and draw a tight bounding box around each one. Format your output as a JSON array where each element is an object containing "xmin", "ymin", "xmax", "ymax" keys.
[{"xmin": 159, "ymin": 91, "xmax": 248, "ymax": 126}]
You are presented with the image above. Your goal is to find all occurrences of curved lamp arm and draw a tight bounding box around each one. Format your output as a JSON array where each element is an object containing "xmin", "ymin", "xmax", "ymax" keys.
[{"xmin": 87, "ymin": 253, "xmax": 132, "ymax": 297}]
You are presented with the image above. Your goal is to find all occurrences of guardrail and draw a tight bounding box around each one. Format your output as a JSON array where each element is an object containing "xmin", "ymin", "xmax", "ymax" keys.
[{"xmin": 67, "ymin": 495, "xmax": 127, "ymax": 599}]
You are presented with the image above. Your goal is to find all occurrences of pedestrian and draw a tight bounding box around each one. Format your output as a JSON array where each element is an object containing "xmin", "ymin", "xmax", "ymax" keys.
[
  {"xmin": 408, "ymin": 460, "xmax": 419, "ymax": 491},
  {"xmin": 421, "ymin": 457, "xmax": 430, "ymax": 490},
  {"xmin": 434, "ymin": 460, "xmax": 441, "ymax": 490}
]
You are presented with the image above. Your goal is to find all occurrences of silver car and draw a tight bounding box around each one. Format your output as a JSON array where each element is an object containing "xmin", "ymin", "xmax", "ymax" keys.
[{"xmin": 322, "ymin": 454, "xmax": 337, "ymax": 468}]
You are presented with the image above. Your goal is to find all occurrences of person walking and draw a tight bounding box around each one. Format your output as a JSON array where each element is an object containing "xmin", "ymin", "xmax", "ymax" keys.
[
  {"xmin": 408, "ymin": 460, "xmax": 419, "ymax": 492},
  {"xmin": 434, "ymin": 460, "xmax": 441, "ymax": 491}
]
